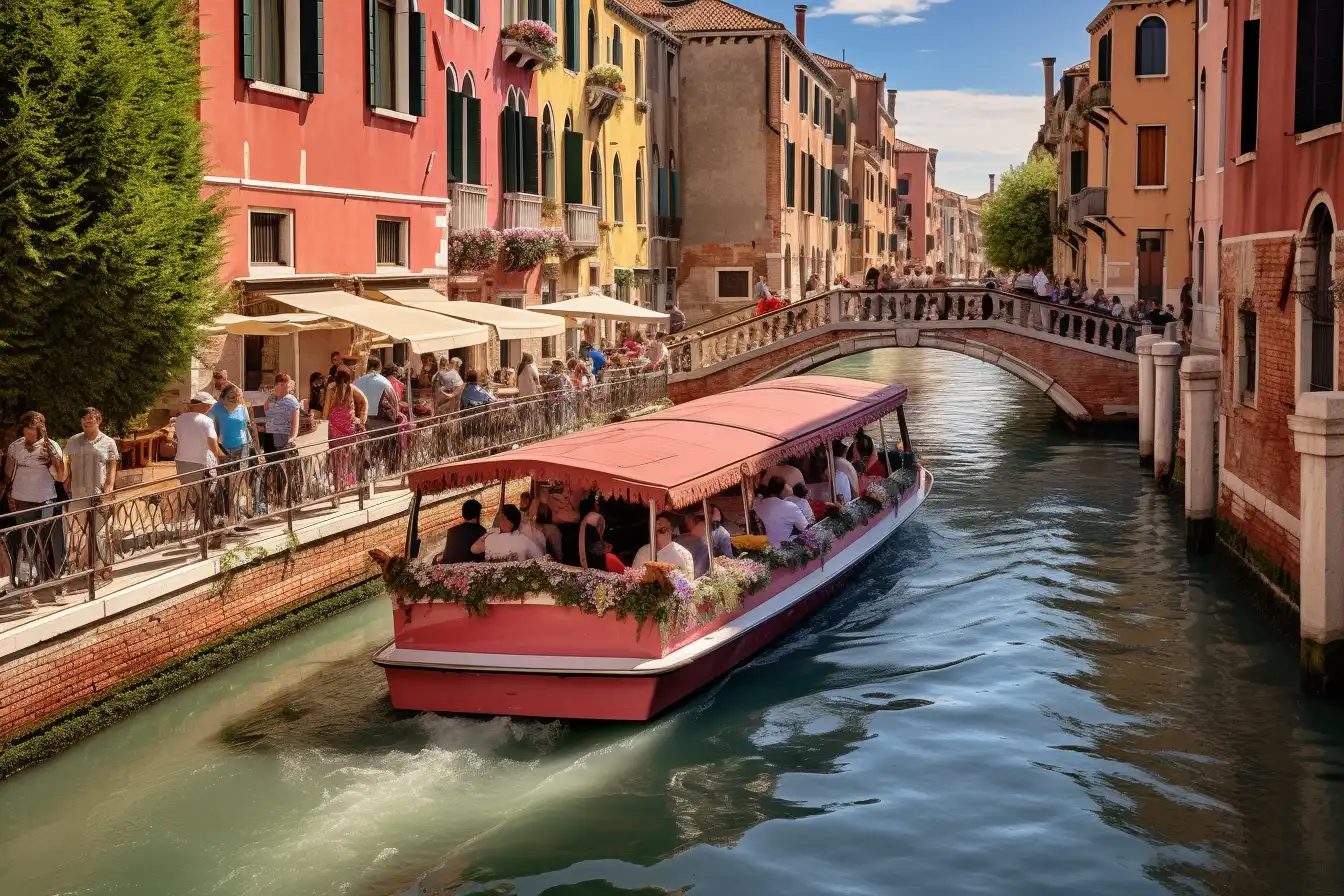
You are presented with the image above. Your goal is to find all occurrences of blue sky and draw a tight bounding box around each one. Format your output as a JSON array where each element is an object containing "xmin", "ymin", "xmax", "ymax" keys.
[{"xmin": 731, "ymin": 0, "xmax": 1098, "ymax": 196}]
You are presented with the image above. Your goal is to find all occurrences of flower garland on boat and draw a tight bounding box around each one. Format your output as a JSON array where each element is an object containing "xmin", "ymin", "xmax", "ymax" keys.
[{"xmin": 385, "ymin": 469, "xmax": 918, "ymax": 635}]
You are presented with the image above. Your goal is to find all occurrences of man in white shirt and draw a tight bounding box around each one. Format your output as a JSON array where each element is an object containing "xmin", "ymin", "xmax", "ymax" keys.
[
  {"xmin": 788, "ymin": 483, "xmax": 816, "ymax": 525},
  {"xmin": 634, "ymin": 514, "xmax": 696, "ymax": 579},
  {"xmin": 753, "ymin": 477, "xmax": 810, "ymax": 547},
  {"xmin": 174, "ymin": 393, "xmax": 224, "ymax": 485},
  {"xmin": 1033, "ymin": 268, "xmax": 1051, "ymax": 298},
  {"xmin": 471, "ymin": 505, "xmax": 544, "ymax": 562},
  {"xmin": 762, "ymin": 463, "xmax": 805, "ymax": 491}
]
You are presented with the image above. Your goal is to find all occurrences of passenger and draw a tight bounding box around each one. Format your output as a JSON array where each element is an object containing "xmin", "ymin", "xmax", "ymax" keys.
[
  {"xmin": 788, "ymin": 483, "xmax": 816, "ymax": 525},
  {"xmin": 564, "ymin": 498, "xmax": 608, "ymax": 570},
  {"xmin": 707, "ymin": 507, "xmax": 735, "ymax": 558},
  {"xmin": 534, "ymin": 503, "xmax": 564, "ymax": 559},
  {"xmin": 437, "ymin": 498, "xmax": 486, "ymax": 563},
  {"xmin": 830, "ymin": 441, "xmax": 860, "ymax": 503},
  {"xmin": 674, "ymin": 510, "xmax": 733, "ymax": 579},
  {"xmin": 753, "ymin": 477, "xmax": 810, "ymax": 547},
  {"xmin": 762, "ymin": 461, "xmax": 806, "ymax": 491},
  {"xmin": 472, "ymin": 505, "xmax": 543, "ymax": 562},
  {"xmin": 516, "ymin": 491, "xmax": 548, "ymax": 554},
  {"xmin": 849, "ymin": 429, "xmax": 885, "ymax": 479},
  {"xmin": 634, "ymin": 514, "xmax": 696, "ymax": 579}
]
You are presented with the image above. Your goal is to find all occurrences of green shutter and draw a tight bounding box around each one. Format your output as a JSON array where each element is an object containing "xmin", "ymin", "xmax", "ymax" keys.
[
  {"xmin": 466, "ymin": 96, "xmax": 482, "ymax": 185},
  {"xmin": 465, "ymin": 0, "xmax": 478, "ymax": 26},
  {"xmin": 820, "ymin": 167, "xmax": 828, "ymax": 220},
  {"xmin": 502, "ymin": 109, "xmax": 519, "ymax": 194},
  {"xmin": 657, "ymin": 166, "xmax": 668, "ymax": 217},
  {"xmin": 447, "ymin": 91, "xmax": 463, "ymax": 183},
  {"xmin": 785, "ymin": 141, "xmax": 795, "ymax": 208},
  {"xmin": 565, "ymin": 0, "xmax": 579, "ymax": 70},
  {"xmin": 670, "ymin": 170, "xmax": 679, "ymax": 217},
  {"xmin": 563, "ymin": 130, "xmax": 584, "ymax": 203},
  {"xmin": 300, "ymin": 0, "xmax": 324, "ymax": 93},
  {"xmin": 240, "ymin": 0, "xmax": 256, "ymax": 80},
  {"xmin": 523, "ymin": 115, "xmax": 540, "ymax": 195},
  {"xmin": 365, "ymin": 0, "xmax": 377, "ymax": 105},
  {"xmin": 409, "ymin": 12, "xmax": 427, "ymax": 117}
]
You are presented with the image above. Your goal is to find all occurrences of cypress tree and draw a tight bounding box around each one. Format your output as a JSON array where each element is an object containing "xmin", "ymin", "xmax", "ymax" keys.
[{"xmin": 0, "ymin": 0, "xmax": 226, "ymax": 434}]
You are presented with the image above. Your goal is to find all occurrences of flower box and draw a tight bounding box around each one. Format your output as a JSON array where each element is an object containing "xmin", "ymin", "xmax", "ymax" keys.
[{"xmin": 501, "ymin": 20, "xmax": 559, "ymax": 71}]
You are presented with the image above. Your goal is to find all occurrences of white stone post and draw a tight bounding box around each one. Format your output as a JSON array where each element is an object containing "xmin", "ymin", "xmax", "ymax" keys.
[
  {"xmin": 1288, "ymin": 393, "xmax": 1344, "ymax": 696},
  {"xmin": 1136, "ymin": 334, "xmax": 1162, "ymax": 467},
  {"xmin": 1152, "ymin": 342, "xmax": 1181, "ymax": 489},
  {"xmin": 1180, "ymin": 355, "xmax": 1220, "ymax": 552}
]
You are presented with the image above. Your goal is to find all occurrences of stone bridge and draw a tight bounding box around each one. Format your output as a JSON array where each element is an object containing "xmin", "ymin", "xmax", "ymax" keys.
[{"xmin": 666, "ymin": 288, "xmax": 1143, "ymax": 424}]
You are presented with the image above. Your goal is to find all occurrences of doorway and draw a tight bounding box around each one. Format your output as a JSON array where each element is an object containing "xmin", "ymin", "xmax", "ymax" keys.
[{"xmin": 1137, "ymin": 230, "xmax": 1165, "ymax": 306}]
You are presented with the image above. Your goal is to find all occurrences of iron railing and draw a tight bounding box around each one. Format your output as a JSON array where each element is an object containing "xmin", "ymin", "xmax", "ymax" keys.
[{"xmin": 0, "ymin": 371, "xmax": 669, "ymax": 606}]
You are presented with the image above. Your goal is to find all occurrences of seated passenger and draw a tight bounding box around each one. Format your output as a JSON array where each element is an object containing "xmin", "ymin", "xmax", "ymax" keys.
[
  {"xmin": 634, "ymin": 513, "xmax": 696, "ymax": 579},
  {"xmin": 437, "ymin": 499, "xmax": 487, "ymax": 563},
  {"xmin": 516, "ymin": 492, "xmax": 549, "ymax": 555},
  {"xmin": 471, "ymin": 505, "xmax": 544, "ymax": 562},
  {"xmin": 762, "ymin": 462, "xmax": 806, "ymax": 491},
  {"xmin": 788, "ymin": 483, "xmax": 816, "ymax": 525},
  {"xmin": 754, "ymin": 477, "xmax": 810, "ymax": 547},
  {"xmin": 831, "ymin": 441, "xmax": 861, "ymax": 503},
  {"xmin": 708, "ymin": 507, "xmax": 735, "ymax": 558},
  {"xmin": 534, "ymin": 503, "xmax": 563, "ymax": 559},
  {"xmin": 675, "ymin": 510, "xmax": 733, "ymax": 579}
]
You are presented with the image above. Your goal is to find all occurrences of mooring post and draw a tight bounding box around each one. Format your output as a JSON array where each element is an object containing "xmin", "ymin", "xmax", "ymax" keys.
[
  {"xmin": 1179, "ymin": 355, "xmax": 1220, "ymax": 552},
  {"xmin": 1152, "ymin": 342, "xmax": 1182, "ymax": 491},
  {"xmin": 1288, "ymin": 393, "xmax": 1344, "ymax": 696},
  {"xmin": 1136, "ymin": 335, "xmax": 1162, "ymax": 467}
]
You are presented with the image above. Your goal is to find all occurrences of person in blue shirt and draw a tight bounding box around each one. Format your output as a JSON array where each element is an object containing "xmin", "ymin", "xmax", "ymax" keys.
[
  {"xmin": 208, "ymin": 384, "xmax": 255, "ymax": 465},
  {"xmin": 582, "ymin": 341, "xmax": 607, "ymax": 377},
  {"xmin": 459, "ymin": 369, "xmax": 497, "ymax": 409},
  {"xmin": 353, "ymin": 356, "xmax": 396, "ymax": 431}
]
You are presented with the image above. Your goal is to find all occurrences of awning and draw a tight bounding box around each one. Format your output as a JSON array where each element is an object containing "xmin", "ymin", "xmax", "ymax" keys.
[
  {"xmin": 267, "ymin": 289, "xmax": 488, "ymax": 354},
  {"xmin": 409, "ymin": 375, "xmax": 908, "ymax": 511},
  {"xmin": 208, "ymin": 312, "xmax": 348, "ymax": 336},
  {"xmin": 531, "ymin": 294, "xmax": 670, "ymax": 323},
  {"xmin": 381, "ymin": 288, "xmax": 566, "ymax": 340}
]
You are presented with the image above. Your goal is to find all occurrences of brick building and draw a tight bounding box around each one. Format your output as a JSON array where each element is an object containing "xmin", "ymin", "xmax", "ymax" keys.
[{"xmin": 1218, "ymin": 0, "xmax": 1344, "ymax": 595}]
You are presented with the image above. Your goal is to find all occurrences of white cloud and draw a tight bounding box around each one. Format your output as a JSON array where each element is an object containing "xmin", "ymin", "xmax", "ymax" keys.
[
  {"xmin": 893, "ymin": 90, "xmax": 1042, "ymax": 197},
  {"xmin": 811, "ymin": 0, "xmax": 950, "ymax": 26}
]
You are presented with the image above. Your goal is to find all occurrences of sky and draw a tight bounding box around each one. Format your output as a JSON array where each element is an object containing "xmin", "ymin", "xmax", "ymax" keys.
[{"xmin": 731, "ymin": 0, "xmax": 1098, "ymax": 197}]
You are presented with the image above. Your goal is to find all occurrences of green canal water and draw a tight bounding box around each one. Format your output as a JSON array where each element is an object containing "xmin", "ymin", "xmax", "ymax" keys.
[{"xmin": 3, "ymin": 348, "xmax": 1344, "ymax": 896}]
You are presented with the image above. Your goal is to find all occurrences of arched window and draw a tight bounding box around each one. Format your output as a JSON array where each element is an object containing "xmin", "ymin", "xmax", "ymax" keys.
[
  {"xmin": 448, "ymin": 71, "xmax": 479, "ymax": 185},
  {"xmin": 1197, "ymin": 69, "xmax": 1206, "ymax": 176},
  {"xmin": 612, "ymin": 25, "xmax": 623, "ymax": 68},
  {"xmin": 1307, "ymin": 203, "xmax": 1337, "ymax": 392},
  {"xmin": 589, "ymin": 146, "xmax": 603, "ymax": 213},
  {"xmin": 542, "ymin": 105, "xmax": 556, "ymax": 198},
  {"xmin": 635, "ymin": 158, "xmax": 645, "ymax": 224},
  {"xmin": 1136, "ymin": 16, "xmax": 1167, "ymax": 77},
  {"xmin": 446, "ymin": 66, "xmax": 457, "ymax": 93},
  {"xmin": 612, "ymin": 154, "xmax": 623, "ymax": 222},
  {"xmin": 587, "ymin": 9, "xmax": 598, "ymax": 70},
  {"xmin": 634, "ymin": 41, "xmax": 643, "ymax": 98},
  {"xmin": 1196, "ymin": 229, "xmax": 1205, "ymax": 305}
]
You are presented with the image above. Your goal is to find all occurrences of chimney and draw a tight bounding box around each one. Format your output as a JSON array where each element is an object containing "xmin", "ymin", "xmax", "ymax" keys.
[
  {"xmin": 1042, "ymin": 57, "xmax": 1056, "ymax": 121},
  {"xmin": 795, "ymin": 5, "xmax": 807, "ymax": 44},
  {"xmin": 989, "ymin": 174, "xmax": 996, "ymax": 194},
  {"xmin": 887, "ymin": 89, "xmax": 897, "ymax": 117}
]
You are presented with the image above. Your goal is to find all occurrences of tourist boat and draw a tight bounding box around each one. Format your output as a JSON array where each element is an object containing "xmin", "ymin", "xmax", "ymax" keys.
[{"xmin": 371, "ymin": 375, "xmax": 933, "ymax": 720}]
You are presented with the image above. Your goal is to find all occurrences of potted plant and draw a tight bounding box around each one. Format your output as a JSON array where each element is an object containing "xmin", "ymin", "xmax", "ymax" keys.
[
  {"xmin": 500, "ymin": 227, "xmax": 554, "ymax": 271},
  {"xmin": 584, "ymin": 64, "xmax": 626, "ymax": 119},
  {"xmin": 598, "ymin": 220, "xmax": 612, "ymax": 231},
  {"xmin": 445, "ymin": 227, "xmax": 502, "ymax": 274},
  {"xmin": 634, "ymin": 98, "xmax": 649, "ymax": 113},
  {"xmin": 501, "ymin": 20, "xmax": 560, "ymax": 71}
]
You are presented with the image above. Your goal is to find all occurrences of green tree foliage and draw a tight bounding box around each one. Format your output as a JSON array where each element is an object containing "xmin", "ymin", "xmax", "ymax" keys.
[
  {"xmin": 981, "ymin": 151, "xmax": 1056, "ymax": 275},
  {"xmin": 0, "ymin": 0, "xmax": 226, "ymax": 434}
]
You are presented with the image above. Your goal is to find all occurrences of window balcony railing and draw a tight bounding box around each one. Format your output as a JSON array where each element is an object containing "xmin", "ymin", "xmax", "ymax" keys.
[
  {"xmin": 503, "ymin": 192, "xmax": 543, "ymax": 230},
  {"xmin": 1089, "ymin": 81, "xmax": 1112, "ymax": 110},
  {"xmin": 451, "ymin": 182, "xmax": 489, "ymax": 232},
  {"xmin": 654, "ymin": 215, "xmax": 682, "ymax": 239},
  {"xmin": 1067, "ymin": 186, "xmax": 1107, "ymax": 228},
  {"xmin": 565, "ymin": 203, "xmax": 601, "ymax": 248}
]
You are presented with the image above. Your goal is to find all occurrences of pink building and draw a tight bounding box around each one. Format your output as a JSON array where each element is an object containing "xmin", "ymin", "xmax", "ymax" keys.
[
  {"xmin": 1192, "ymin": 0, "xmax": 1228, "ymax": 351},
  {"xmin": 894, "ymin": 139, "xmax": 936, "ymax": 268}
]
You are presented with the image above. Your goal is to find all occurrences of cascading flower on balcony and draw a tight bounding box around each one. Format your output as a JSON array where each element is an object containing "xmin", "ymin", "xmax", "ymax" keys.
[
  {"xmin": 445, "ymin": 227, "xmax": 502, "ymax": 274},
  {"xmin": 500, "ymin": 227, "xmax": 556, "ymax": 271},
  {"xmin": 545, "ymin": 228, "xmax": 570, "ymax": 260},
  {"xmin": 502, "ymin": 19, "xmax": 560, "ymax": 71},
  {"xmin": 585, "ymin": 63, "xmax": 625, "ymax": 91}
]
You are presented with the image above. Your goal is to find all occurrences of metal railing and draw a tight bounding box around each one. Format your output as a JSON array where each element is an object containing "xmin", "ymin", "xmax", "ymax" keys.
[
  {"xmin": 0, "ymin": 372, "xmax": 669, "ymax": 606},
  {"xmin": 503, "ymin": 192, "xmax": 543, "ymax": 229},
  {"xmin": 451, "ymin": 183, "xmax": 489, "ymax": 231},
  {"xmin": 565, "ymin": 203, "xmax": 600, "ymax": 248}
]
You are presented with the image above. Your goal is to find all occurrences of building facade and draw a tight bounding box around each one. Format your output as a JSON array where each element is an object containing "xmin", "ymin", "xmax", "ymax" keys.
[
  {"xmin": 1192, "ymin": 0, "xmax": 1228, "ymax": 351},
  {"xmin": 894, "ymin": 139, "xmax": 936, "ymax": 269},
  {"xmin": 1218, "ymin": 0, "xmax": 1344, "ymax": 595}
]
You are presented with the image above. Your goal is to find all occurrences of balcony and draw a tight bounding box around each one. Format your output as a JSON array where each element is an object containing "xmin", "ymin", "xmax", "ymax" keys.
[
  {"xmin": 1088, "ymin": 81, "xmax": 1112, "ymax": 109},
  {"xmin": 500, "ymin": 38, "xmax": 551, "ymax": 72},
  {"xmin": 451, "ymin": 182, "xmax": 489, "ymax": 232},
  {"xmin": 654, "ymin": 216, "xmax": 682, "ymax": 240},
  {"xmin": 503, "ymin": 192, "xmax": 543, "ymax": 230},
  {"xmin": 565, "ymin": 203, "xmax": 600, "ymax": 248},
  {"xmin": 1067, "ymin": 186, "xmax": 1107, "ymax": 228}
]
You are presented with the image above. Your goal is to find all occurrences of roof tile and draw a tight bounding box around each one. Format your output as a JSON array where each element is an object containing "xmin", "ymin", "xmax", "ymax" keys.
[{"xmin": 663, "ymin": 0, "xmax": 781, "ymax": 33}]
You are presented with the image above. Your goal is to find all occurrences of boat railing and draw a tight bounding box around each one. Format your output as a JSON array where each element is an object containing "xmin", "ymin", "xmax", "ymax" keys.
[{"xmin": 0, "ymin": 371, "xmax": 669, "ymax": 607}]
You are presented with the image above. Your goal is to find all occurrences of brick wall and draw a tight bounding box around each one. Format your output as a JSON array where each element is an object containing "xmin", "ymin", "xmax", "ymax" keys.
[
  {"xmin": 1219, "ymin": 488, "xmax": 1301, "ymax": 595},
  {"xmin": 0, "ymin": 483, "xmax": 521, "ymax": 738},
  {"xmin": 670, "ymin": 327, "xmax": 1138, "ymax": 421}
]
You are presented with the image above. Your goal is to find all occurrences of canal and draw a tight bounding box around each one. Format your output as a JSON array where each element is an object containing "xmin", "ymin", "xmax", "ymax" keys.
[{"xmin": 3, "ymin": 348, "xmax": 1344, "ymax": 896}]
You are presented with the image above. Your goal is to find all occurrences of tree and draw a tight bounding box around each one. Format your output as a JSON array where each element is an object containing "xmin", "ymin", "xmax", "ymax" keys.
[
  {"xmin": 0, "ymin": 0, "xmax": 226, "ymax": 434},
  {"xmin": 981, "ymin": 151, "xmax": 1056, "ymax": 275}
]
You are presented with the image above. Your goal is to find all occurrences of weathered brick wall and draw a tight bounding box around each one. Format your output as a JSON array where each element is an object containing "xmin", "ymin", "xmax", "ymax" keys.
[
  {"xmin": 0, "ymin": 483, "xmax": 520, "ymax": 738},
  {"xmin": 669, "ymin": 327, "xmax": 1139, "ymax": 421},
  {"xmin": 1220, "ymin": 488, "xmax": 1301, "ymax": 594}
]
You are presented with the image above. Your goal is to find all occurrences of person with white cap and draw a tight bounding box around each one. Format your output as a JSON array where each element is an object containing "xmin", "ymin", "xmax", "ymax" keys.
[{"xmin": 175, "ymin": 392, "xmax": 225, "ymax": 486}]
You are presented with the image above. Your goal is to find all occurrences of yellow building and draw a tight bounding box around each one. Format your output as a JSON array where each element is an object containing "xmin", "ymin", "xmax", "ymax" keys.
[{"xmin": 537, "ymin": 0, "xmax": 678, "ymax": 310}]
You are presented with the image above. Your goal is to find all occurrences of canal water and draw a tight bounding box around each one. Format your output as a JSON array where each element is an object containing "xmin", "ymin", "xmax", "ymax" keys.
[{"xmin": 3, "ymin": 349, "xmax": 1344, "ymax": 896}]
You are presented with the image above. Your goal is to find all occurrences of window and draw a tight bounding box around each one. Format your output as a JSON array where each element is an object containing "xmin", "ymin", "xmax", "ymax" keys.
[
  {"xmin": 564, "ymin": 0, "xmax": 579, "ymax": 70},
  {"xmin": 812, "ymin": 84, "xmax": 821, "ymax": 125},
  {"xmin": 249, "ymin": 210, "xmax": 291, "ymax": 267},
  {"xmin": 1070, "ymin": 150, "xmax": 1087, "ymax": 194},
  {"xmin": 800, "ymin": 74, "xmax": 809, "ymax": 114},
  {"xmin": 1136, "ymin": 16, "xmax": 1167, "ymax": 76},
  {"xmin": 242, "ymin": 0, "xmax": 325, "ymax": 93},
  {"xmin": 612, "ymin": 154, "xmax": 624, "ymax": 222},
  {"xmin": 587, "ymin": 9, "xmax": 597, "ymax": 70},
  {"xmin": 783, "ymin": 54, "xmax": 791, "ymax": 102},
  {"xmin": 785, "ymin": 140, "xmax": 796, "ymax": 208},
  {"xmin": 1240, "ymin": 23, "xmax": 1260, "ymax": 155},
  {"xmin": 824, "ymin": 97, "xmax": 832, "ymax": 136},
  {"xmin": 898, "ymin": 177, "xmax": 910, "ymax": 195},
  {"xmin": 667, "ymin": 50, "xmax": 675, "ymax": 97},
  {"xmin": 926, "ymin": 234, "xmax": 935, "ymax": 252},
  {"xmin": 589, "ymin": 147, "xmax": 602, "ymax": 213},
  {"xmin": 634, "ymin": 41, "xmax": 643, "ymax": 98},
  {"xmin": 445, "ymin": 0, "xmax": 480, "ymax": 25},
  {"xmin": 715, "ymin": 269, "xmax": 751, "ymax": 300},
  {"xmin": 447, "ymin": 72, "xmax": 481, "ymax": 184},
  {"xmin": 366, "ymin": 0, "xmax": 427, "ymax": 116},
  {"xmin": 1220, "ymin": 48, "xmax": 1228, "ymax": 164},
  {"xmin": 1196, "ymin": 229, "xmax": 1205, "ymax": 304},
  {"xmin": 1294, "ymin": 0, "xmax": 1343, "ymax": 134},
  {"xmin": 612, "ymin": 25, "xmax": 622, "ymax": 68},
  {"xmin": 635, "ymin": 159, "xmax": 645, "ymax": 224},
  {"xmin": 1200, "ymin": 0, "xmax": 1207, "ymax": 27},
  {"xmin": 376, "ymin": 218, "xmax": 408, "ymax": 267},
  {"xmin": 1197, "ymin": 70, "xmax": 1206, "ymax": 176},
  {"xmin": 541, "ymin": 105, "xmax": 556, "ymax": 197},
  {"xmin": 1097, "ymin": 31, "xmax": 1112, "ymax": 82},
  {"xmin": 1239, "ymin": 311, "xmax": 1258, "ymax": 402},
  {"xmin": 1137, "ymin": 126, "xmax": 1166, "ymax": 186},
  {"xmin": 375, "ymin": 0, "xmax": 396, "ymax": 108},
  {"xmin": 1307, "ymin": 205, "xmax": 1336, "ymax": 392},
  {"xmin": 255, "ymin": 0, "xmax": 284, "ymax": 84}
]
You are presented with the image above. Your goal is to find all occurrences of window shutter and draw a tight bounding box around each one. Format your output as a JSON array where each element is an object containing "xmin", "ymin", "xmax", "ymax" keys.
[
  {"xmin": 466, "ymin": 96, "xmax": 482, "ymax": 185},
  {"xmin": 564, "ymin": 130, "xmax": 585, "ymax": 203},
  {"xmin": 365, "ymin": 0, "xmax": 378, "ymax": 105},
  {"xmin": 465, "ymin": 0, "xmax": 479, "ymax": 26},
  {"xmin": 300, "ymin": 0, "xmax": 324, "ymax": 93},
  {"xmin": 1241, "ymin": 20, "xmax": 1261, "ymax": 154},
  {"xmin": 240, "ymin": 0, "xmax": 256, "ymax": 80},
  {"xmin": 502, "ymin": 109, "xmax": 519, "ymax": 194},
  {"xmin": 670, "ymin": 170, "xmax": 679, "ymax": 217},
  {"xmin": 1316, "ymin": 0, "xmax": 1344, "ymax": 131},
  {"xmin": 820, "ymin": 167, "xmax": 829, "ymax": 220},
  {"xmin": 523, "ymin": 115, "xmax": 540, "ymax": 195},
  {"xmin": 409, "ymin": 12, "xmax": 427, "ymax": 117},
  {"xmin": 785, "ymin": 141, "xmax": 795, "ymax": 207},
  {"xmin": 657, "ymin": 166, "xmax": 668, "ymax": 217},
  {"xmin": 565, "ymin": 0, "xmax": 579, "ymax": 69},
  {"xmin": 447, "ymin": 91, "xmax": 464, "ymax": 182}
]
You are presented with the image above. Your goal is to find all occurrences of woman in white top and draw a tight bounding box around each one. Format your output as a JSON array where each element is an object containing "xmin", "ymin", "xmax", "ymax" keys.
[
  {"xmin": 3, "ymin": 410, "xmax": 69, "ymax": 595},
  {"xmin": 516, "ymin": 352, "xmax": 542, "ymax": 398},
  {"xmin": 633, "ymin": 514, "xmax": 696, "ymax": 579},
  {"xmin": 471, "ymin": 505, "xmax": 544, "ymax": 562}
]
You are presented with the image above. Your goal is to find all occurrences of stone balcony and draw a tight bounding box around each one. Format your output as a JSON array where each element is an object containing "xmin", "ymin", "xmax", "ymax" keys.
[
  {"xmin": 503, "ymin": 192, "xmax": 543, "ymax": 230},
  {"xmin": 451, "ymin": 182, "xmax": 489, "ymax": 232},
  {"xmin": 500, "ymin": 38, "xmax": 551, "ymax": 72},
  {"xmin": 1067, "ymin": 186, "xmax": 1107, "ymax": 228},
  {"xmin": 565, "ymin": 203, "xmax": 600, "ymax": 248}
]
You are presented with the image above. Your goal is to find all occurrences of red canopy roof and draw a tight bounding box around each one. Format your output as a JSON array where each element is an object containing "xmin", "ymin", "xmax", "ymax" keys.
[{"xmin": 410, "ymin": 376, "xmax": 908, "ymax": 511}]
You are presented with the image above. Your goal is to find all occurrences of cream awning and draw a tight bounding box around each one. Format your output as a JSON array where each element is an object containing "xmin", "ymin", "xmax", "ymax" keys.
[
  {"xmin": 267, "ymin": 289, "xmax": 488, "ymax": 354},
  {"xmin": 382, "ymin": 288, "xmax": 566, "ymax": 340},
  {"xmin": 531, "ymin": 294, "xmax": 670, "ymax": 323},
  {"xmin": 208, "ymin": 312, "xmax": 348, "ymax": 336}
]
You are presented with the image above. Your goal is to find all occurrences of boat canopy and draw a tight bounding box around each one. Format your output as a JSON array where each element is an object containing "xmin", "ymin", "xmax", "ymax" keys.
[{"xmin": 409, "ymin": 376, "xmax": 908, "ymax": 511}]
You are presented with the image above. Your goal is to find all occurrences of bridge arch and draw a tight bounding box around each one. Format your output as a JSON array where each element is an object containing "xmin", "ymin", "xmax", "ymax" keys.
[{"xmin": 749, "ymin": 331, "xmax": 1093, "ymax": 421}]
